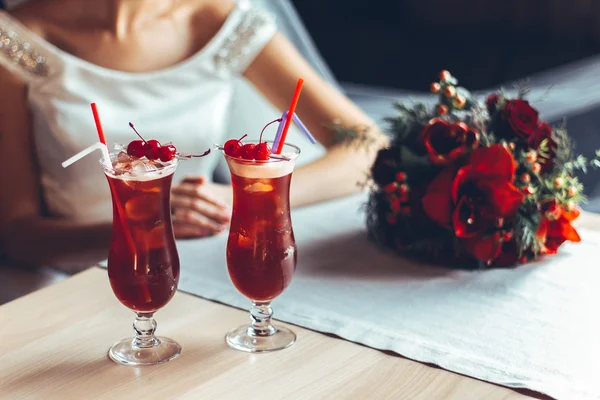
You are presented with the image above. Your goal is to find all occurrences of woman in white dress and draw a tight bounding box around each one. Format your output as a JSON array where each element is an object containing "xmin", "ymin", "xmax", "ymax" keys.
[{"xmin": 0, "ymin": 0, "xmax": 383, "ymax": 271}]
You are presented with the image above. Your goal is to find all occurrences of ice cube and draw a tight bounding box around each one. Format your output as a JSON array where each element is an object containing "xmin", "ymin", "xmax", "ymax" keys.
[
  {"xmin": 117, "ymin": 151, "xmax": 133, "ymax": 163},
  {"xmin": 131, "ymin": 159, "xmax": 157, "ymax": 173},
  {"xmin": 244, "ymin": 182, "xmax": 273, "ymax": 192},
  {"xmin": 146, "ymin": 225, "xmax": 166, "ymax": 249},
  {"xmin": 237, "ymin": 232, "xmax": 254, "ymax": 248},
  {"xmin": 125, "ymin": 194, "xmax": 161, "ymax": 222}
]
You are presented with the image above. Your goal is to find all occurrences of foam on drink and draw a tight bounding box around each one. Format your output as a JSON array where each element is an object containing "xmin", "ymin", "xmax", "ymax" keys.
[{"xmin": 227, "ymin": 153, "xmax": 297, "ymax": 179}]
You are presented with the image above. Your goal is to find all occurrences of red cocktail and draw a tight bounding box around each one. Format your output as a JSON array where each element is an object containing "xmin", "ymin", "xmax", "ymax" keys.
[
  {"xmin": 106, "ymin": 170, "xmax": 179, "ymax": 312},
  {"xmin": 103, "ymin": 155, "xmax": 182, "ymax": 366},
  {"xmin": 224, "ymin": 141, "xmax": 300, "ymax": 353}
]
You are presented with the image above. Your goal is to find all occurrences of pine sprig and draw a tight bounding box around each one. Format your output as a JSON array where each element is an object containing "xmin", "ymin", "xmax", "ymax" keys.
[{"xmin": 514, "ymin": 209, "xmax": 543, "ymax": 256}]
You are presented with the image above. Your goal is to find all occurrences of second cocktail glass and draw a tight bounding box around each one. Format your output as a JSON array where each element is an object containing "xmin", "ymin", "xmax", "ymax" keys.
[
  {"xmin": 223, "ymin": 141, "xmax": 300, "ymax": 353},
  {"xmin": 103, "ymin": 155, "xmax": 181, "ymax": 366}
]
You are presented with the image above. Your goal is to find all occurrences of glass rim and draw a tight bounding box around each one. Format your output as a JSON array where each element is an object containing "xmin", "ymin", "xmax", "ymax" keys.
[{"xmin": 222, "ymin": 141, "xmax": 301, "ymax": 164}]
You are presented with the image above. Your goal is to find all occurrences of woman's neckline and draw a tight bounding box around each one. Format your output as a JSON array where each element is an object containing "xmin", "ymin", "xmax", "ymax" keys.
[{"xmin": 2, "ymin": 5, "xmax": 242, "ymax": 80}]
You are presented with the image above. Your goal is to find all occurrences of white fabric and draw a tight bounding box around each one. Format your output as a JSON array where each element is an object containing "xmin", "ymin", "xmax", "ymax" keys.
[
  {"xmin": 165, "ymin": 193, "xmax": 599, "ymax": 400},
  {"xmin": 0, "ymin": 2, "xmax": 277, "ymax": 222}
]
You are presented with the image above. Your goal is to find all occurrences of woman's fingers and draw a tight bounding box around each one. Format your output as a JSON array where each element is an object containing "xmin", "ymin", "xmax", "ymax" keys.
[
  {"xmin": 171, "ymin": 194, "xmax": 230, "ymax": 224},
  {"xmin": 172, "ymin": 183, "xmax": 229, "ymax": 209},
  {"xmin": 173, "ymin": 207, "xmax": 226, "ymax": 233},
  {"xmin": 173, "ymin": 223, "xmax": 212, "ymax": 239}
]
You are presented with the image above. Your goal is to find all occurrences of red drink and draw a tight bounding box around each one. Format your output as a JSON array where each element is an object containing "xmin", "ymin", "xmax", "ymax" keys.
[
  {"xmin": 105, "ymin": 163, "xmax": 179, "ymax": 313},
  {"xmin": 227, "ymin": 172, "xmax": 296, "ymax": 302},
  {"xmin": 223, "ymin": 141, "xmax": 300, "ymax": 353}
]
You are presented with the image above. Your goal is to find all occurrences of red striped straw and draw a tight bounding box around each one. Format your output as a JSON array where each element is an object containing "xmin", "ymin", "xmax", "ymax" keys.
[
  {"xmin": 275, "ymin": 78, "xmax": 304, "ymax": 154},
  {"xmin": 90, "ymin": 103, "xmax": 106, "ymax": 145}
]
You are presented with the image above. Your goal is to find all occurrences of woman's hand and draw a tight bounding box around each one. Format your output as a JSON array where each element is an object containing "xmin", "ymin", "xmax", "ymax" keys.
[{"xmin": 171, "ymin": 177, "xmax": 232, "ymax": 238}]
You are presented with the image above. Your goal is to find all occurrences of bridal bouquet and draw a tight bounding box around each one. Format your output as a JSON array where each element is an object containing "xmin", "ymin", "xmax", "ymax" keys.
[{"xmin": 357, "ymin": 71, "xmax": 599, "ymax": 268}]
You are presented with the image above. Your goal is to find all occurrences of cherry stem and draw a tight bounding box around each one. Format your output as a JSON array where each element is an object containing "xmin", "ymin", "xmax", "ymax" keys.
[
  {"xmin": 129, "ymin": 122, "xmax": 147, "ymax": 144},
  {"xmin": 259, "ymin": 118, "xmax": 282, "ymax": 143},
  {"xmin": 179, "ymin": 148, "xmax": 211, "ymax": 158},
  {"xmin": 238, "ymin": 134, "xmax": 248, "ymax": 143}
]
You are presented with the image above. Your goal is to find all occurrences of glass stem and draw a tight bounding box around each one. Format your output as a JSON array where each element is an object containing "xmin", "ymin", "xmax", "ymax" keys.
[
  {"xmin": 248, "ymin": 302, "xmax": 277, "ymax": 337},
  {"xmin": 133, "ymin": 312, "xmax": 160, "ymax": 348}
]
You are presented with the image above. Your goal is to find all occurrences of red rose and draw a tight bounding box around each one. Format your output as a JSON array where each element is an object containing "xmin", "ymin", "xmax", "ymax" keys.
[
  {"xmin": 421, "ymin": 118, "xmax": 479, "ymax": 165},
  {"xmin": 499, "ymin": 99, "xmax": 539, "ymax": 140},
  {"xmin": 422, "ymin": 145, "xmax": 525, "ymax": 262},
  {"xmin": 491, "ymin": 239, "xmax": 520, "ymax": 268},
  {"xmin": 528, "ymin": 122, "xmax": 556, "ymax": 173},
  {"xmin": 536, "ymin": 206, "xmax": 581, "ymax": 254}
]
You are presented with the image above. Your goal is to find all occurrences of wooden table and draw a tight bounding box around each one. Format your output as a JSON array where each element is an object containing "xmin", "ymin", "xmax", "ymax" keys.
[
  {"xmin": 0, "ymin": 268, "xmax": 542, "ymax": 400},
  {"xmin": 4, "ymin": 210, "xmax": 599, "ymax": 400}
]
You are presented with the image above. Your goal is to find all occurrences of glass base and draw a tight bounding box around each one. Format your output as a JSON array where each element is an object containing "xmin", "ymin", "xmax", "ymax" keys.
[
  {"xmin": 108, "ymin": 337, "xmax": 182, "ymax": 366},
  {"xmin": 225, "ymin": 324, "xmax": 296, "ymax": 353}
]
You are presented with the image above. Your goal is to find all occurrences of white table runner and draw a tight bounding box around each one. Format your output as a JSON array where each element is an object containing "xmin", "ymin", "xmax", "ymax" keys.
[{"xmin": 171, "ymin": 194, "xmax": 599, "ymax": 399}]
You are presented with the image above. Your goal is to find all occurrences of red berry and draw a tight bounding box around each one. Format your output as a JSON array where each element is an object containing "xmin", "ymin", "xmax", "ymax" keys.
[
  {"xmin": 224, "ymin": 139, "xmax": 243, "ymax": 157},
  {"xmin": 240, "ymin": 143, "xmax": 256, "ymax": 160},
  {"xmin": 254, "ymin": 142, "xmax": 271, "ymax": 161},
  {"xmin": 158, "ymin": 145, "xmax": 177, "ymax": 162},
  {"xmin": 383, "ymin": 183, "xmax": 396, "ymax": 194},
  {"xmin": 395, "ymin": 172, "xmax": 407, "ymax": 182},
  {"xmin": 145, "ymin": 140, "xmax": 161, "ymax": 160},
  {"xmin": 390, "ymin": 199, "xmax": 401, "ymax": 213},
  {"xmin": 127, "ymin": 140, "xmax": 146, "ymax": 158}
]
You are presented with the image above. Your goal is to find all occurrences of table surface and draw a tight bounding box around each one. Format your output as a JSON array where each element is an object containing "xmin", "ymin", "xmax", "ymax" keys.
[{"xmin": 3, "ymin": 213, "xmax": 599, "ymax": 400}]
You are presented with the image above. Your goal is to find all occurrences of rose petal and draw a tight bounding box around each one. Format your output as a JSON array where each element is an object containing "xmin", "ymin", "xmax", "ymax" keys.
[
  {"xmin": 548, "ymin": 217, "xmax": 581, "ymax": 243},
  {"xmin": 422, "ymin": 166, "xmax": 456, "ymax": 228},
  {"xmin": 451, "ymin": 165, "xmax": 473, "ymax": 204},
  {"xmin": 462, "ymin": 236, "xmax": 503, "ymax": 262},
  {"xmin": 477, "ymin": 179, "xmax": 524, "ymax": 217},
  {"xmin": 468, "ymin": 145, "xmax": 515, "ymax": 181},
  {"xmin": 452, "ymin": 196, "xmax": 488, "ymax": 238},
  {"xmin": 563, "ymin": 207, "xmax": 581, "ymax": 222}
]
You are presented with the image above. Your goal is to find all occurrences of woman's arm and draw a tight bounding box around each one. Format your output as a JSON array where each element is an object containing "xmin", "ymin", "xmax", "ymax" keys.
[
  {"xmin": 244, "ymin": 33, "xmax": 388, "ymax": 208},
  {"xmin": 0, "ymin": 69, "xmax": 112, "ymax": 272}
]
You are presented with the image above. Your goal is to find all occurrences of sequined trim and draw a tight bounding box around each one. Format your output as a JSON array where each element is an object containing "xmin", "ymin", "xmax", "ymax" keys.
[
  {"xmin": 214, "ymin": 8, "xmax": 274, "ymax": 72},
  {"xmin": 0, "ymin": 17, "xmax": 49, "ymax": 77}
]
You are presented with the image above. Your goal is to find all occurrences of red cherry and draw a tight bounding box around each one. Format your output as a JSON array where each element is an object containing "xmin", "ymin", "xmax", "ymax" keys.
[
  {"xmin": 145, "ymin": 139, "xmax": 161, "ymax": 160},
  {"xmin": 127, "ymin": 140, "xmax": 147, "ymax": 158},
  {"xmin": 240, "ymin": 143, "xmax": 256, "ymax": 160},
  {"xmin": 224, "ymin": 139, "xmax": 243, "ymax": 157},
  {"xmin": 254, "ymin": 142, "xmax": 271, "ymax": 161},
  {"xmin": 158, "ymin": 144, "xmax": 177, "ymax": 162}
]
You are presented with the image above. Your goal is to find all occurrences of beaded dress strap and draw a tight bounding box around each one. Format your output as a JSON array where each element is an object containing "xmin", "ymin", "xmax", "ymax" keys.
[
  {"xmin": 213, "ymin": 2, "xmax": 277, "ymax": 75},
  {"xmin": 0, "ymin": 12, "xmax": 50, "ymax": 80}
]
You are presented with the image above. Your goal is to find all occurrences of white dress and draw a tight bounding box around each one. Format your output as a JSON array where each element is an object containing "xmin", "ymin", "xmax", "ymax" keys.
[{"xmin": 0, "ymin": 1, "xmax": 277, "ymax": 223}]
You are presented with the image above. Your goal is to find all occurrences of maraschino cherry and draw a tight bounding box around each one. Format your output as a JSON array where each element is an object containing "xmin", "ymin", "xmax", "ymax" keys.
[
  {"xmin": 240, "ymin": 143, "xmax": 256, "ymax": 159},
  {"xmin": 126, "ymin": 123, "xmax": 210, "ymax": 162},
  {"xmin": 145, "ymin": 140, "xmax": 162, "ymax": 160},
  {"xmin": 222, "ymin": 118, "xmax": 279, "ymax": 161},
  {"xmin": 126, "ymin": 140, "xmax": 146, "ymax": 158},
  {"xmin": 158, "ymin": 144, "xmax": 177, "ymax": 162},
  {"xmin": 253, "ymin": 118, "xmax": 279, "ymax": 161},
  {"xmin": 223, "ymin": 134, "xmax": 247, "ymax": 158}
]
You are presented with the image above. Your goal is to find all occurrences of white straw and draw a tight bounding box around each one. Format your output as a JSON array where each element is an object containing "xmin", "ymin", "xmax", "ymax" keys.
[{"xmin": 62, "ymin": 142, "xmax": 111, "ymax": 168}]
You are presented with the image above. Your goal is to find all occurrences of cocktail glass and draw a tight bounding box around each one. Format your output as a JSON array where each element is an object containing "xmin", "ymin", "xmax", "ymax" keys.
[
  {"xmin": 223, "ymin": 141, "xmax": 300, "ymax": 353},
  {"xmin": 102, "ymin": 155, "xmax": 181, "ymax": 366}
]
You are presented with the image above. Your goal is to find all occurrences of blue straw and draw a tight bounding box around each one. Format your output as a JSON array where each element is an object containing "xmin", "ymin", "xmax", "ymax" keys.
[
  {"xmin": 272, "ymin": 111, "xmax": 316, "ymax": 150},
  {"xmin": 292, "ymin": 113, "xmax": 317, "ymax": 144},
  {"xmin": 272, "ymin": 111, "xmax": 288, "ymax": 150}
]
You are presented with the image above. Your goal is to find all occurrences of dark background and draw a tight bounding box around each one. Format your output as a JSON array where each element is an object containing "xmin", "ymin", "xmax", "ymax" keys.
[{"xmin": 292, "ymin": 0, "xmax": 600, "ymax": 90}]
